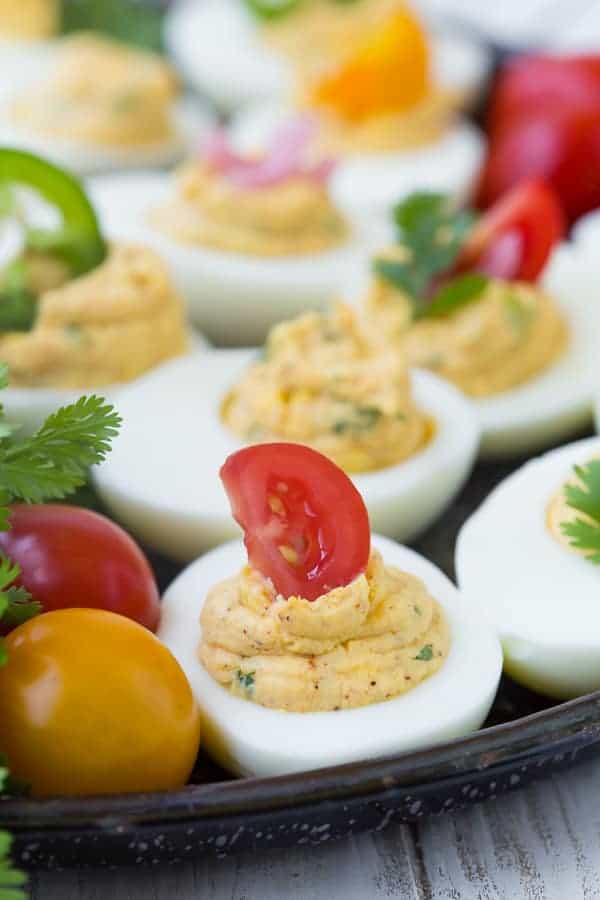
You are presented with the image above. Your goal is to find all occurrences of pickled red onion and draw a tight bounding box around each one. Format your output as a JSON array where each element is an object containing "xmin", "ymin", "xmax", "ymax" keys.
[{"xmin": 201, "ymin": 117, "xmax": 336, "ymax": 189}]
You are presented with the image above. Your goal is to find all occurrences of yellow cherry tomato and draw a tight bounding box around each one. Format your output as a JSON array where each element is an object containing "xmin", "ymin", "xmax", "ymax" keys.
[
  {"xmin": 0, "ymin": 608, "xmax": 201, "ymax": 797},
  {"xmin": 312, "ymin": 9, "xmax": 429, "ymax": 121}
]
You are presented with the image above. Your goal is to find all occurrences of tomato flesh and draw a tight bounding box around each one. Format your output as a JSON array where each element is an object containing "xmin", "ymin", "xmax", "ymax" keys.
[
  {"xmin": 220, "ymin": 443, "xmax": 371, "ymax": 601},
  {"xmin": 463, "ymin": 180, "xmax": 564, "ymax": 282},
  {"xmin": 0, "ymin": 504, "xmax": 160, "ymax": 632}
]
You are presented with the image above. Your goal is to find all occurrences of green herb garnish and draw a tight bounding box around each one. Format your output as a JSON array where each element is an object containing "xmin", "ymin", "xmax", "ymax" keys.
[
  {"xmin": 236, "ymin": 670, "xmax": 256, "ymax": 690},
  {"xmin": 0, "ymin": 366, "xmax": 121, "ymax": 890},
  {"xmin": 414, "ymin": 644, "xmax": 434, "ymax": 662},
  {"xmin": 332, "ymin": 405, "xmax": 382, "ymax": 434},
  {"xmin": 561, "ymin": 461, "xmax": 600, "ymax": 563},
  {"xmin": 503, "ymin": 291, "xmax": 535, "ymax": 336},
  {"xmin": 373, "ymin": 192, "xmax": 488, "ymax": 320}
]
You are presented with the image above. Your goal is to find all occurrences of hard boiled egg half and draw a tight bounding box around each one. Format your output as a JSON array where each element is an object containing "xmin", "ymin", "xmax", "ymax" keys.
[
  {"xmin": 0, "ymin": 34, "xmax": 213, "ymax": 175},
  {"xmin": 158, "ymin": 534, "xmax": 502, "ymax": 777},
  {"xmin": 231, "ymin": 103, "xmax": 483, "ymax": 229},
  {"xmin": 88, "ymin": 148, "xmax": 373, "ymax": 346},
  {"xmin": 457, "ymin": 437, "xmax": 600, "ymax": 700},
  {"xmin": 92, "ymin": 347, "xmax": 479, "ymax": 562},
  {"xmin": 164, "ymin": 0, "xmax": 491, "ymax": 113}
]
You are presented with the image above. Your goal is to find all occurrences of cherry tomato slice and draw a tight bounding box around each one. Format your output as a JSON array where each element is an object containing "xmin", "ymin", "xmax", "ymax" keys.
[
  {"xmin": 220, "ymin": 443, "xmax": 371, "ymax": 602},
  {"xmin": 478, "ymin": 109, "xmax": 600, "ymax": 225},
  {"xmin": 461, "ymin": 180, "xmax": 564, "ymax": 282},
  {"xmin": 489, "ymin": 55, "xmax": 600, "ymax": 138},
  {"xmin": 0, "ymin": 504, "xmax": 160, "ymax": 632}
]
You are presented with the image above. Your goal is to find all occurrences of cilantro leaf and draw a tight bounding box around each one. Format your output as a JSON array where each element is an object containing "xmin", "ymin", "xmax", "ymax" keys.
[
  {"xmin": 373, "ymin": 191, "xmax": 487, "ymax": 319},
  {"xmin": 414, "ymin": 644, "xmax": 434, "ymax": 661},
  {"xmin": 561, "ymin": 461, "xmax": 600, "ymax": 563},
  {"xmin": 0, "ymin": 395, "xmax": 121, "ymax": 504},
  {"xmin": 419, "ymin": 273, "xmax": 489, "ymax": 320}
]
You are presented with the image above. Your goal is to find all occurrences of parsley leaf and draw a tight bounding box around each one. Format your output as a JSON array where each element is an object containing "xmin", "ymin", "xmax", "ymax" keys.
[
  {"xmin": 373, "ymin": 192, "xmax": 488, "ymax": 319},
  {"xmin": 561, "ymin": 461, "xmax": 600, "ymax": 563},
  {"xmin": 414, "ymin": 644, "xmax": 434, "ymax": 662}
]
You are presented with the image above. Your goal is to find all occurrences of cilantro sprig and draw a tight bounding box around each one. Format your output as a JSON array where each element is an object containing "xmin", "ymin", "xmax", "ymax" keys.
[
  {"xmin": 373, "ymin": 192, "xmax": 488, "ymax": 320},
  {"xmin": 561, "ymin": 460, "xmax": 600, "ymax": 564},
  {"xmin": 0, "ymin": 364, "xmax": 121, "ymax": 893}
]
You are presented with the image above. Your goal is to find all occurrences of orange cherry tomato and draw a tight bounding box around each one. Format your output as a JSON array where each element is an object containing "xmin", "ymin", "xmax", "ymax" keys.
[{"xmin": 0, "ymin": 608, "xmax": 201, "ymax": 797}]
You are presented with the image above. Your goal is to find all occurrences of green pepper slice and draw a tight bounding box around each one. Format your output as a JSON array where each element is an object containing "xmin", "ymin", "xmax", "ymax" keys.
[{"xmin": 0, "ymin": 149, "xmax": 107, "ymax": 332}]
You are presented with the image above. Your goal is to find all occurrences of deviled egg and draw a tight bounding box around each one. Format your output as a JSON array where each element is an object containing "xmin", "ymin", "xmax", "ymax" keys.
[
  {"xmin": 228, "ymin": 2, "xmax": 485, "ymax": 223},
  {"xmin": 158, "ymin": 443, "xmax": 502, "ymax": 777},
  {"xmin": 0, "ymin": 33, "xmax": 213, "ymax": 175},
  {"xmin": 89, "ymin": 120, "xmax": 372, "ymax": 345},
  {"xmin": 93, "ymin": 304, "xmax": 479, "ymax": 560},
  {"xmin": 457, "ymin": 437, "xmax": 600, "ymax": 700},
  {"xmin": 0, "ymin": 148, "xmax": 196, "ymax": 431},
  {"xmin": 165, "ymin": 0, "xmax": 491, "ymax": 113},
  {"xmin": 359, "ymin": 182, "xmax": 599, "ymax": 457}
]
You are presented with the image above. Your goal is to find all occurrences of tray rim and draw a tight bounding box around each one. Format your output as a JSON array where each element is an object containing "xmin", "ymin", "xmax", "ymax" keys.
[{"xmin": 3, "ymin": 686, "xmax": 600, "ymax": 832}]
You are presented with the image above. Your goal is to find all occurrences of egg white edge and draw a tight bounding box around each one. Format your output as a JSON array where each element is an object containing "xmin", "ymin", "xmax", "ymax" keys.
[
  {"xmin": 92, "ymin": 347, "xmax": 480, "ymax": 558},
  {"xmin": 158, "ymin": 533, "xmax": 502, "ymax": 777},
  {"xmin": 2, "ymin": 332, "xmax": 206, "ymax": 434},
  {"xmin": 455, "ymin": 435, "xmax": 600, "ymax": 698}
]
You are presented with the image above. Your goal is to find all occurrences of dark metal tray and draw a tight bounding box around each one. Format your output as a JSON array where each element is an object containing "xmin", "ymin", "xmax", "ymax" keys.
[{"xmin": 3, "ymin": 439, "xmax": 600, "ymax": 871}]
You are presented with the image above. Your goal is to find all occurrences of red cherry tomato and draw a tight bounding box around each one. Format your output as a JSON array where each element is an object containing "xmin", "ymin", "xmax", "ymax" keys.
[
  {"xmin": 0, "ymin": 505, "xmax": 160, "ymax": 631},
  {"xmin": 478, "ymin": 110, "xmax": 600, "ymax": 224},
  {"xmin": 220, "ymin": 443, "xmax": 371, "ymax": 602},
  {"xmin": 489, "ymin": 55, "xmax": 600, "ymax": 138},
  {"xmin": 460, "ymin": 180, "xmax": 564, "ymax": 282}
]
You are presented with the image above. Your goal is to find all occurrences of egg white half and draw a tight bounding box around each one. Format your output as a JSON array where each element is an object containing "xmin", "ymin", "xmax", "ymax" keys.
[
  {"xmin": 2, "ymin": 335, "xmax": 204, "ymax": 435},
  {"xmin": 92, "ymin": 348, "xmax": 479, "ymax": 561},
  {"xmin": 456, "ymin": 437, "xmax": 600, "ymax": 700},
  {"xmin": 164, "ymin": 0, "xmax": 491, "ymax": 112},
  {"xmin": 88, "ymin": 172, "xmax": 375, "ymax": 346},
  {"xmin": 0, "ymin": 56, "xmax": 215, "ymax": 175},
  {"xmin": 158, "ymin": 534, "xmax": 502, "ymax": 777},
  {"xmin": 230, "ymin": 102, "xmax": 485, "ymax": 226},
  {"xmin": 474, "ymin": 243, "xmax": 600, "ymax": 458},
  {"xmin": 346, "ymin": 242, "xmax": 600, "ymax": 458}
]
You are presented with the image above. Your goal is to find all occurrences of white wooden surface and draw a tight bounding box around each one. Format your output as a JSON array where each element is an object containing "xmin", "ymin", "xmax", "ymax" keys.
[{"xmin": 28, "ymin": 754, "xmax": 600, "ymax": 899}]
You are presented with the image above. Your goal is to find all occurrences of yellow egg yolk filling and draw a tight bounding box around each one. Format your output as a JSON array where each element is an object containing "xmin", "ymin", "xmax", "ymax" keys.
[
  {"xmin": 150, "ymin": 160, "xmax": 348, "ymax": 258},
  {"xmin": 10, "ymin": 34, "xmax": 178, "ymax": 147},
  {"xmin": 0, "ymin": 0, "xmax": 58, "ymax": 38},
  {"xmin": 222, "ymin": 304, "xmax": 432, "ymax": 473},
  {"xmin": 199, "ymin": 549, "xmax": 450, "ymax": 713},
  {"xmin": 365, "ymin": 273, "xmax": 568, "ymax": 398},
  {"xmin": 0, "ymin": 243, "xmax": 189, "ymax": 389}
]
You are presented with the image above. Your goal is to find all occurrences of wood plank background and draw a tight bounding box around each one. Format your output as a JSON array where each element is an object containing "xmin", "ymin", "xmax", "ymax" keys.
[{"xmin": 30, "ymin": 755, "xmax": 600, "ymax": 898}]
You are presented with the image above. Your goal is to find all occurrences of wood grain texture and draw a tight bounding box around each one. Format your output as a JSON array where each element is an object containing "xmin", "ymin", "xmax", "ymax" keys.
[{"xmin": 29, "ymin": 756, "xmax": 600, "ymax": 900}]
